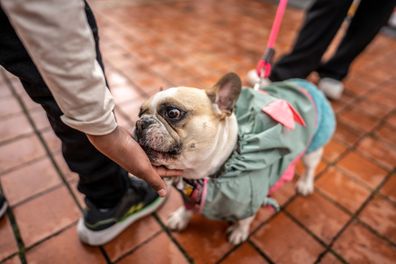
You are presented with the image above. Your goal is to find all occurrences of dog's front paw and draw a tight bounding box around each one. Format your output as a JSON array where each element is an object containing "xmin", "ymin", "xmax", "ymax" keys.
[
  {"xmin": 227, "ymin": 223, "xmax": 249, "ymax": 245},
  {"xmin": 296, "ymin": 179, "xmax": 314, "ymax": 196},
  {"xmin": 167, "ymin": 207, "xmax": 192, "ymax": 231}
]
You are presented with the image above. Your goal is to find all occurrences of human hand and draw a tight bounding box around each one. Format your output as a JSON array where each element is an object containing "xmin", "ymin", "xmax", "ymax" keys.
[{"xmin": 86, "ymin": 126, "xmax": 183, "ymax": 197}]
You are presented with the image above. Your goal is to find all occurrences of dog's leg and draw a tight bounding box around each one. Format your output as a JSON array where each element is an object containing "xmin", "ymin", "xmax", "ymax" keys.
[
  {"xmin": 167, "ymin": 206, "xmax": 193, "ymax": 231},
  {"xmin": 227, "ymin": 215, "xmax": 255, "ymax": 245},
  {"xmin": 296, "ymin": 147, "xmax": 323, "ymax": 196}
]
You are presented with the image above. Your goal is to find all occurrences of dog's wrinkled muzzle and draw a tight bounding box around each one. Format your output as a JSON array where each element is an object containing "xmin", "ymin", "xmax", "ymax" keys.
[{"xmin": 135, "ymin": 116, "xmax": 155, "ymax": 138}]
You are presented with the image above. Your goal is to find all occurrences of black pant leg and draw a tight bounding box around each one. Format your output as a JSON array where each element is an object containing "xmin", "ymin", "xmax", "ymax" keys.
[
  {"xmin": 317, "ymin": 0, "xmax": 395, "ymax": 80},
  {"xmin": 270, "ymin": 0, "xmax": 353, "ymax": 81},
  {"xmin": 0, "ymin": 4, "xmax": 128, "ymax": 208}
]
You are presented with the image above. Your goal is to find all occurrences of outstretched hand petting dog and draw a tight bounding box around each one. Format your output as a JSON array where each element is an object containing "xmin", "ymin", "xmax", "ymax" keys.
[{"xmin": 87, "ymin": 126, "xmax": 183, "ymax": 197}]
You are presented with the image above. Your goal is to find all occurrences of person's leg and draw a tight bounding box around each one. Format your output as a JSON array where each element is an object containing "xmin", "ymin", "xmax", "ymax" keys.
[
  {"xmin": 317, "ymin": 0, "xmax": 395, "ymax": 80},
  {"xmin": 0, "ymin": 4, "xmax": 127, "ymax": 209},
  {"xmin": 270, "ymin": 0, "xmax": 353, "ymax": 81},
  {"xmin": 0, "ymin": 2, "xmax": 164, "ymax": 245}
]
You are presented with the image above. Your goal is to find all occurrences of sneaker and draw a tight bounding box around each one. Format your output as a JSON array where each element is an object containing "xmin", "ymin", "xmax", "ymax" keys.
[
  {"xmin": 0, "ymin": 194, "xmax": 7, "ymax": 218},
  {"xmin": 318, "ymin": 77, "xmax": 344, "ymax": 100},
  {"xmin": 77, "ymin": 177, "xmax": 165, "ymax": 246},
  {"xmin": 246, "ymin": 69, "xmax": 271, "ymax": 87}
]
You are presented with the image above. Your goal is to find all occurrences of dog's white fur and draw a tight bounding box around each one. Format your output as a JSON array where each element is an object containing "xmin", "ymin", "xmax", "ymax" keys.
[
  {"xmin": 137, "ymin": 80, "xmax": 324, "ymax": 245},
  {"xmin": 165, "ymin": 112, "xmax": 323, "ymax": 244},
  {"xmin": 147, "ymin": 88, "xmax": 239, "ymax": 180},
  {"xmin": 168, "ymin": 148, "xmax": 323, "ymax": 244},
  {"xmin": 175, "ymin": 112, "xmax": 239, "ymax": 180}
]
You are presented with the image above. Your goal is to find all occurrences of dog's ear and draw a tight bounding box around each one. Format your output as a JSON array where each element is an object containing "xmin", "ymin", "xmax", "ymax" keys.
[{"xmin": 206, "ymin": 72, "xmax": 242, "ymax": 118}]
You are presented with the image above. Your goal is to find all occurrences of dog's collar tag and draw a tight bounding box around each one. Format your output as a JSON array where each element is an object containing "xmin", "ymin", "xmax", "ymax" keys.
[{"xmin": 174, "ymin": 178, "xmax": 205, "ymax": 211}]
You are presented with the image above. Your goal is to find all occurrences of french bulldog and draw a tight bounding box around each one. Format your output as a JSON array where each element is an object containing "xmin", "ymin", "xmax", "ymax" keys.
[{"xmin": 134, "ymin": 73, "xmax": 335, "ymax": 244}]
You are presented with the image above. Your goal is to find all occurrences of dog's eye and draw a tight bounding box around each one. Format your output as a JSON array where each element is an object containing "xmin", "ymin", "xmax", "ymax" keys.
[
  {"xmin": 166, "ymin": 108, "xmax": 181, "ymax": 119},
  {"xmin": 159, "ymin": 105, "xmax": 186, "ymax": 123}
]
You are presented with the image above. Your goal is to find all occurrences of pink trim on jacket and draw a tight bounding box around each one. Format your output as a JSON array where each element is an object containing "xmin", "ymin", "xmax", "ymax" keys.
[{"xmin": 268, "ymin": 86, "xmax": 319, "ymax": 195}]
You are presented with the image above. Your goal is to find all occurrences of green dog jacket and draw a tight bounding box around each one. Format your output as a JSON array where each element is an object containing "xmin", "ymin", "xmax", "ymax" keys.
[{"xmin": 176, "ymin": 80, "xmax": 332, "ymax": 221}]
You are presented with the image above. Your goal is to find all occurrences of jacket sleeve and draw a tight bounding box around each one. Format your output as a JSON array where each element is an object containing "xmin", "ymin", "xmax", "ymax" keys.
[{"xmin": 0, "ymin": 0, "xmax": 117, "ymax": 135}]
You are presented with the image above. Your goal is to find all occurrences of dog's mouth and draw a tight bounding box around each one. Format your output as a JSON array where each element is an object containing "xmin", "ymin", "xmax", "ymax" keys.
[
  {"xmin": 142, "ymin": 145, "xmax": 179, "ymax": 156},
  {"xmin": 138, "ymin": 140, "xmax": 182, "ymax": 165},
  {"xmin": 133, "ymin": 124, "xmax": 182, "ymax": 165}
]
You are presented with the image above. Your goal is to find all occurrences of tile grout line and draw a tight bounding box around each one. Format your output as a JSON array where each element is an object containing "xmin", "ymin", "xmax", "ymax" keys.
[
  {"xmin": 110, "ymin": 230, "xmax": 163, "ymax": 263},
  {"xmin": 217, "ymin": 131, "xmax": 365, "ymax": 263},
  {"xmin": 5, "ymin": 183, "xmax": 65, "ymax": 209},
  {"xmin": 215, "ymin": 238, "xmax": 275, "ymax": 264},
  {"xmin": 102, "ymin": 66, "xmax": 392, "ymax": 263},
  {"xmin": 99, "ymin": 14, "xmax": 391, "ymax": 260},
  {"xmin": 0, "ymin": 1, "xmax": 392, "ymax": 262},
  {"xmin": 99, "ymin": 247, "xmax": 113, "ymax": 264},
  {"xmin": 371, "ymin": 123, "xmax": 396, "ymax": 149},
  {"xmin": 283, "ymin": 210, "xmax": 348, "ymax": 264},
  {"xmin": 314, "ymin": 187, "xmax": 354, "ymax": 216},
  {"xmin": 315, "ymin": 169, "xmax": 396, "ymax": 247},
  {"xmin": 240, "ymin": 191, "xmax": 308, "ymax": 260},
  {"xmin": 1, "ymin": 72, "xmax": 116, "ymax": 263},
  {"xmin": 99, "ymin": 36, "xmax": 200, "ymax": 260},
  {"xmin": 0, "ymin": 71, "xmax": 29, "ymax": 264},
  {"xmin": 98, "ymin": 29, "xmax": 176, "ymax": 94},
  {"xmin": 0, "ymin": 182, "xmax": 26, "ymax": 264},
  {"xmin": 334, "ymin": 110, "xmax": 395, "ymax": 174},
  {"xmin": 212, "ymin": 136, "xmax": 347, "ymax": 262},
  {"xmin": 0, "ymin": 253, "xmax": 19, "ymax": 264},
  {"xmin": 344, "ymin": 108, "xmax": 395, "ymax": 170},
  {"xmin": 214, "ymin": 244, "xmax": 242, "ymax": 264},
  {"xmin": 313, "ymin": 168, "xmax": 396, "ymax": 263},
  {"xmin": 216, "ymin": 163, "xmax": 335, "ymax": 263},
  {"xmin": 2, "ymin": 73, "xmax": 85, "ymax": 213},
  {"xmin": 0, "ymin": 155, "xmax": 47, "ymax": 178},
  {"xmin": 9, "ymin": 218, "xmax": 115, "ymax": 264},
  {"xmin": 97, "ymin": 12, "xmax": 232, "ymax": 92},
  {"xmin": 376, "ymin": 189, "xmax": 396, "ymax": 206},
  {"xmin": 312, "ymin": 106, "xmax": 396, "ymax": 262},
  {"xmin": 2, "ymin": 73, "xmax": 82, "ymax": 203},
  {"xmin": 333, "ymin": 74, "xmax": 393, "ymax": 146},
  {"xmin": 352, "ymin": 111, "xmax": 396, "ymax": 171},
  {"xmin": 336, "ymin": 165, "xmax": 390, "ymax": 191},
  {"xmin": 2, "ymin": 5, "xmax": 394, "ymax": 262},
  {"xmin": 247, "ymin": 240, "xmax": 275, "ymax": 264},
  {"xmin": 152, "ymin": 213, "xmax": 195, "ymax": 264},
  {"xmin": 355, "ymin": 211, "xmax": 396, "ymax": 248},
  {"xmin": 334, "ymin": 119, "xmax": 367, "ymax": 148},
  {"xmin": 0, "ymin": 131, "xmax": 39, "ymax": 148},
  {"xmin": 21, "ymin": 221, "xmax": 78, "ymax": 252}
]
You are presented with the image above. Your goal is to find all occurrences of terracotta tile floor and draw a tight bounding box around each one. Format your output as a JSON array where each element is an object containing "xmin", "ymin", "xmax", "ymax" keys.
[{"xmin": 0, "ymin": 0, "xmax": 395, "ymax": 263}]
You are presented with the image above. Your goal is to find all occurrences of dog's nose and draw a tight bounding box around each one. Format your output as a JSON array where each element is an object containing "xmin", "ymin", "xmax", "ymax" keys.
[{"xmin": 136, "ymin": 117, "xmax": 154, "ymax": 132}]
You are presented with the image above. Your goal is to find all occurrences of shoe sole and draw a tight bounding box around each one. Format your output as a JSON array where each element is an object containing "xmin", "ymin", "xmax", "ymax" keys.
[
  {"xmin": 0, "ymin": 201, "xmax": 7, "ymax": 218},
  {"xmin": 77, "ymin": 196, "xmax": 165, "ymax": 246}
]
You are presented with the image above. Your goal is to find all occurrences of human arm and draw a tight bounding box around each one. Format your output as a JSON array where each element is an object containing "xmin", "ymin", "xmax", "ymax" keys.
[
  {"xmin": 0, "ymin": 0, "xmax": 180, "ymax": 195},
  {"xmin": 87, "ymin": 126, "xmax": 182, "ymax": 196}
]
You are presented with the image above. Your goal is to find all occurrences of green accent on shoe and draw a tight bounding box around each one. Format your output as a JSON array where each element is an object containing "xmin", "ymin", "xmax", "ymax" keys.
[
  {"xmin": 84, "ymin": 218, "xmax": 117, "ymax": 230},
  {"xmin": 84, "ymin": 197, "xmax": 161, "ymax": 229}
]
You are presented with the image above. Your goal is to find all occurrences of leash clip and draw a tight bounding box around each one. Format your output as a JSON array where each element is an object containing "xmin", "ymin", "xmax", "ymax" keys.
[{"xmin": 255, "ymin": 47, "xmax": 275, "ymax": 91}]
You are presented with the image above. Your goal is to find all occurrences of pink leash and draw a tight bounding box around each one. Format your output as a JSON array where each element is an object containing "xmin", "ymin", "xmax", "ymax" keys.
[{"xmin": 256, "ymin": 0, "xmax": 288, "ymax": 79}]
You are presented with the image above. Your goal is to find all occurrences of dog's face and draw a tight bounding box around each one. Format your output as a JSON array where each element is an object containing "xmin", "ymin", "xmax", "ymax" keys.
[{"xmin": 134, "ymin": 73, "xmax": 241, "ymax": 168}]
